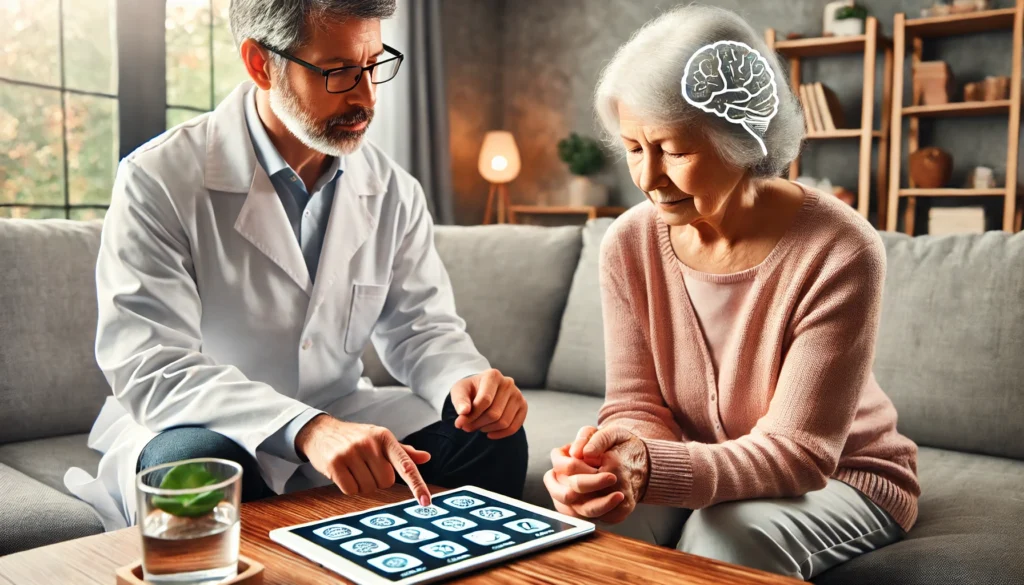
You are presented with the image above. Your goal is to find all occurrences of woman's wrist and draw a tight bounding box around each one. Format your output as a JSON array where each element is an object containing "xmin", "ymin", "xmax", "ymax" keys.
[
  {"xmin": 623, "ymin": 433, "xmax": 651, "ymax": 503},
  {"xmin": 636, "ymin": 439, "xmax": 651, "ymax": 501}
]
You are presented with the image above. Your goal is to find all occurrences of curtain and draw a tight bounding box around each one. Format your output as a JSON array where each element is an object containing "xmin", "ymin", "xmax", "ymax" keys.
[{"xmin": 367, "ymin": 0, "xmax": 455, "ymax": 224}]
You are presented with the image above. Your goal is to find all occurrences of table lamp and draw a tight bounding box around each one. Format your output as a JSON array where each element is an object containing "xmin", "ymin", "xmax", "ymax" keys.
[{"xmin": 478, "ymin": 131, "xmax": 521, "ymax": 224}]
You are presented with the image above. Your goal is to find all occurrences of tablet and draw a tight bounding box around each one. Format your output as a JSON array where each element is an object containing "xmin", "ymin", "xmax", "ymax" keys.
[{"xmin": 269, "ymin": 485, "xmax": 595, "ymax": 585}]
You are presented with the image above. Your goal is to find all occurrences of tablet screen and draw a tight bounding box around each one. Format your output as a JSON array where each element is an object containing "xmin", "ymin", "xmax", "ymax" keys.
[{"xmin": 281, "ymin": 487, "xmax": 581, "ymax": 582}]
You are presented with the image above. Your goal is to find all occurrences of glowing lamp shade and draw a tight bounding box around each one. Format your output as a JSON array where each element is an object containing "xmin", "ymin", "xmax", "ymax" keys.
[{"xmin": 478, "ymin": 131, "xmax": 521, "ymax": 184}]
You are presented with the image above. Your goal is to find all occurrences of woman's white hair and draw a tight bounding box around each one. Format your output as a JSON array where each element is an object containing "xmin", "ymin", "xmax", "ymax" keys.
[{"xmin": 595, "ymin": 4, "xmax": 804, "ymax": 179}]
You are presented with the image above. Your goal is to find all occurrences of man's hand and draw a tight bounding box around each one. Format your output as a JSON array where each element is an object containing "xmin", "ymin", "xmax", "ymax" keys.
[
  {"xmin": 544, "ymin": 426, "xmax": 650, "ymax": 524},
  {"xmin": 295, "ymin": 414, "xmax": 433, "ymax": 506},
  {"xmin": 449, "ymin": 369, "xmax": 527, "ymax": 439}
]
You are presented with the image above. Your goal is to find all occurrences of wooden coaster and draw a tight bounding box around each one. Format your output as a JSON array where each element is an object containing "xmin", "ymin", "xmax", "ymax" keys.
[{"xmin": 115, "ymin": 556, "xmax": 263, "ymax": 585}]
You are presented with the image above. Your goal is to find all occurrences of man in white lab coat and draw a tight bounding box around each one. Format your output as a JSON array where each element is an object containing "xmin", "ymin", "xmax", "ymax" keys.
[{"xmin": 64, "ymin": 0, "xmax": 528, "ymax": 530}]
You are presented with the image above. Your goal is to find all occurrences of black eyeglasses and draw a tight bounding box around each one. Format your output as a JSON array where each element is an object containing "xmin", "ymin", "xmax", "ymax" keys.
[{"xmin": 261, "ymin": 43, "xmax": 404, "ymax": 94}]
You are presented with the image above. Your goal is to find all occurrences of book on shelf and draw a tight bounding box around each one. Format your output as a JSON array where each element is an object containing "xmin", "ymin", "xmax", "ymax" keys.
[
  {"xmin": 801, "ymin": 84, "xmax": 825, "ymax": 133},
  {"xmin": 798, "ymin": 84, "xmax": 816, "ymax": 133},
  {"xmin": 813, "ymin": 82, "xmax": 847, "ymax": 131}
]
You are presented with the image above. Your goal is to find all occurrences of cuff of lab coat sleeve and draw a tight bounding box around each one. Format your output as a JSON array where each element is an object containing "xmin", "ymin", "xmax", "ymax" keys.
[{"xmin": 257, "ymin": 407, "xmax": 324, "ymax": 464}]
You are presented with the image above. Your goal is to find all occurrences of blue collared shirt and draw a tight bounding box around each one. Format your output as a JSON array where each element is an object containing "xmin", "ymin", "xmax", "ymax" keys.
[
  {"xmin": 245, "ymin": 88, "xmax": 336, "ymax": 463},
  {"xmin": 244, "ymin": 88, "xmax": 343, "ymax": 283}
]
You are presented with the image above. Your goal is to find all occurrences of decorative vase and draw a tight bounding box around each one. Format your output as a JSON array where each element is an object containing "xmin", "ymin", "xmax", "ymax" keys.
[
  {"xmin": 909, "ymin": 147, "xmax": 953, "ymax": 189},
  {"xmin": 823, "ymin": 0, "xmax": 853, "ymax": 36},
  {"xmin": 567, "ymin": 176, "xmax": 609, "ymax": 207},
  {"xmin": 964, "ymin": 81, "xmax": 984, "ymax": 102},
  {"xmin": 832, "ymin": 18, "xmax": 864, "ymax": 37},
  {"xmin": 983, "ymin": 76, "xmax": 1010, "ymax": 101}
]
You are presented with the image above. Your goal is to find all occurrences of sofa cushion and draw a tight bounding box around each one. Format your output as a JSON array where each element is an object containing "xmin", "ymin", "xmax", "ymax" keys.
[
  {"xmin": 874, "ymin": 232, "xmax": 1024, "ymax": 460},
  {"xmin": 519, "ymin": 389, "xmax": 603, "ymax": 509},
  {"xmin": 0, "ymin": 463, "xmax": 103, "ymax": 555},
  {"xmin": 0, "ymin": 433, "xmax": 99, "ymax": 495},
  {"xmin": 0, "ymin": 220, "xmax": 111, "ymax": 444},
  {"xmin": 545, "ymin": 219, "xmax": 615, "ymax": 397},
  {"xmin": 363, "ymin": 225, "xmax": 583, "ymax": 389},
  {"xmin": 815, "ymin": 447, "xmax": 1024, "ymax": 584}
]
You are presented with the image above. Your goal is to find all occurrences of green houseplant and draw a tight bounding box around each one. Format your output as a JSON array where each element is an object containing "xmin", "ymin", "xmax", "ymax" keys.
[
  {"xmin": 556, "ymin": 133, "xmax": 609, "ymax": 206},
  {"xmin": 832, "ymin": 4, "xmax": 867, "ymax": 36}
]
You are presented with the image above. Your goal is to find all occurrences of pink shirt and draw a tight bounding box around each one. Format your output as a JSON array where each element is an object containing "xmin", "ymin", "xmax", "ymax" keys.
[
  {"xmin": 681, "ymin": 265, "xmax": 755, "ymax": 380},
  {"xmin": 598, "ymin": 187, "xmax": 920, "ymax": 531}
]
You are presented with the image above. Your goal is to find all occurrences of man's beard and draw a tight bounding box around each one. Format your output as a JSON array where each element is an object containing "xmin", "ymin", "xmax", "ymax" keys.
[{"xmin": 269, "ymin": 74, "xmax": 374, "ymax": 157}]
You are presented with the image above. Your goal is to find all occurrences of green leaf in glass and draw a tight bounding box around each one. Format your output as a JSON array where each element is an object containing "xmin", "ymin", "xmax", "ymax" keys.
[{"xmin": 152, "ymin": 463, "xmax": 226, "ymax": 518}]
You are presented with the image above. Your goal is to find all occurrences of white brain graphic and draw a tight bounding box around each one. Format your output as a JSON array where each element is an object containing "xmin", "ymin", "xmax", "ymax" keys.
[{"xmin": 682, "ymin": 41, "xmax": 779, "ymax": 156}]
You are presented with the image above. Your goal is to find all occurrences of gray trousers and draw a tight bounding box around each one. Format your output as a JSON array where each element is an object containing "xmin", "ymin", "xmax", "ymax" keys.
[{"xmin": 603, "ymin": 479, "xmax": 904, "ymax": 581}]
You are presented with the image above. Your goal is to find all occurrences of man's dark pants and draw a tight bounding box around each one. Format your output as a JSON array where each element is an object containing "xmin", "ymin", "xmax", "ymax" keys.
[{"xmin": 136, "ymin": 396, "xmax": 529, "ymax": 501}]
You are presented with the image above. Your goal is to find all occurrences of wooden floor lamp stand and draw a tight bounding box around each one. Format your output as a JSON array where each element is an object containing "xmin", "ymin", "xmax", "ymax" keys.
[{"xmin": 483, "ymin": 183, "xmax": 511, "ymax": 225}]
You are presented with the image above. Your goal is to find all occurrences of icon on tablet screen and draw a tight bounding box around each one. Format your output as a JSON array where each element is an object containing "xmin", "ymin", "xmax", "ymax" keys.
[
  {"xmin": 361, "ymin": 514, "xmax": 407, "ymax": 530},
  {"xmin": 367, "ymin": 553, "xmax": 423, "ymax": 573},
  {"xmin": 340, "ymin": 538, "xmax": 390, "ymax": 556},
  {"xmin": 463, "ymin": 530, "xmax": 511, "ymax": 546},
  {"xmin": 504, "ymin": 519, "xmax": 550, "ymax": 534},
  {"xmin": 443, "ymin": 496, "xmax": 485, "ymax": 509},
  {"xmin": 432, "ymin": 517, "xmax": 478, "ymax": 532},
  {"xmin": 419, "ymin": 540, "xmax": 468, "ymax": 559},
  {"xmin": 471, "ymin": 507, "xmax": 516, "ymax": 521},
  {"xmin": 312, "ymin": 523, "xmax": 362, "ymax": 540},
  {"xmin": 388, "ymin": 527, "xmax": 438, "ymax": 544}
]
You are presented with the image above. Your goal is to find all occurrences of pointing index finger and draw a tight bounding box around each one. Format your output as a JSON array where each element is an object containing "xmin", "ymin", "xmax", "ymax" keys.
[{"xmin": 382, "ymin": 433, "xmax": 431, "ymax": 507}]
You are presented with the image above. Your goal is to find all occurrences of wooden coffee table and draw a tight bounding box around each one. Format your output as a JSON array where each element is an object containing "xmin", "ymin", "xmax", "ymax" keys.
[{"xmin": 0, "ymin": 485, "xmax": 799, "ymax": 584}]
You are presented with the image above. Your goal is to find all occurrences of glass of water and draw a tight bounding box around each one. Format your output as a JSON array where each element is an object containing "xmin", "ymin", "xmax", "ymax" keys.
[{"xmin": 136, "ymin": 458, "xmax": 243, "ymax": 585}]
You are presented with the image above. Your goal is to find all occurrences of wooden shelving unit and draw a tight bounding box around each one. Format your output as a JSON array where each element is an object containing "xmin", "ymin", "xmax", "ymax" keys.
[
  {"xmin": 507, "ymin": 205, "xmax": 626, "ymax": 225},
  {"xmin": 887, "ymin": 2, "xmax": 1024, "ymax": 233},
  {"xmin": 767, "ymin": 17, "xmax": 894, "ymax": 226},
  {"xmin": 805, "ymin": 129, "xmax": 884, "ymax": 139},
  {"xmin": 900, "ymin": 187, "xmax": 1006, "ymax": 196},
  {"xmin": 902, "ymin": 99, "xmax": 1012, "ymax": 117}
]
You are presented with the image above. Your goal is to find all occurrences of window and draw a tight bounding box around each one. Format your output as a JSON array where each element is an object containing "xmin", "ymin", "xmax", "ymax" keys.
[
  {"xmin": 1, "ymin": 0, "xmax": 119, "ymax": 220},
  {"xmin": 165, "ymin": 0, "xmax": 249, "ymax": 128}
]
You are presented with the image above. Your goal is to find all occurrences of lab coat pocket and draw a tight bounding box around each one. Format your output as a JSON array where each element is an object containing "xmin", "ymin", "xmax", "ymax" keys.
[{"xmin": 344, "ymin": 283, "xmax": 389, "ymax": 354}]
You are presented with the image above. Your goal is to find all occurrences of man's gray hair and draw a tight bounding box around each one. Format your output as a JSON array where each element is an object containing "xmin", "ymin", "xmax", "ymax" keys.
[
  {"xmin": 230, "ymin": 0, "xmax": 396, "ymax": 51},
  {"xmin": 595, "ymin": 5, "xmax": 804, "ymax": 179}
]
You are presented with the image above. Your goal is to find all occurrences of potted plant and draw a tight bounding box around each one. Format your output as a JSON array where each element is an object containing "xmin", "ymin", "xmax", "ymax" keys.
[
  {"xmin": 557, "ymin": 133, "xmax": 609, "ymax": 206},
  {"xmin": 833, "ymin": 4, "xmax": 868, "ymax": 36}
]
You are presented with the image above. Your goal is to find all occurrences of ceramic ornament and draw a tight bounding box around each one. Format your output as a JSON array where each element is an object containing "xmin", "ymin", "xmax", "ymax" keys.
[{"xmin": 682, "ymin": 40, "xmax": 779, "ymax": 156}]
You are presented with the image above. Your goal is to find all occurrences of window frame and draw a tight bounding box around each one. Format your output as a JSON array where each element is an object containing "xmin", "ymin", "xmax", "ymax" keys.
[
  {"xmin": 1, "ymin": 0, "xmax": 173, "ymax": 220},
  {"xmin": 0, "ymin": 0, "xmax": 134, "ymax": 219}
]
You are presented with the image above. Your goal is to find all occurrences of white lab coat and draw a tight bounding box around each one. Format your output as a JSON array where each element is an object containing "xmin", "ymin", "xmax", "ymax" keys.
[{"xmin": 64, "ymin": 82, "xmax": 490, "ymax": 531}]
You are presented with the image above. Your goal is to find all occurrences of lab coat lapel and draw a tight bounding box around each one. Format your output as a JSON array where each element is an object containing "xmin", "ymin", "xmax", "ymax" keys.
[
  {"xmin": 207, "ymin": 81, "xmax": 312, "ymax": 296},
  {"xmin": 233, "ymin": 167, "xmax": 313, "ymax": 295},
  {"xmin": 306, "ymin": 148, "xmax": 385, "ymax": 325}
]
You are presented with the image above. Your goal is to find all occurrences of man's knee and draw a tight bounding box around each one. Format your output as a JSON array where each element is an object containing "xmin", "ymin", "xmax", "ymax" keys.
[
  {"xmin": 677, "ymin": 502, "xmax": 802, "ymax": 578},
  {"xmin": 489, "ymin": 426, "xmax": 528, "ymax": 481},
  {"xmin": 469, "ymin": 425, "xmax": 528, "ymax": 497},
  {"xmin": 497, "ymin": 426, "xmax": 528, "ymax": 466},
  {"xmin": 137, "ymin": 427, "xmax": 252, "ymax": 472}
]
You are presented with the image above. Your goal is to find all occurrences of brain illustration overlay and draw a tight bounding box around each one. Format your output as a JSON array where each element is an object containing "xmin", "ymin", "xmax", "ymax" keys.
[{"xmin": 682, "ymin": 40, "xmax": 779, "ymax": 156}]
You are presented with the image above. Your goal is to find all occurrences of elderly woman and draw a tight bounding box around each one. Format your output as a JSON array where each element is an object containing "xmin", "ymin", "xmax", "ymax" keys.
[{"xmin": 543, "ymin": 6, "xmax": 920, "ymax": 580}]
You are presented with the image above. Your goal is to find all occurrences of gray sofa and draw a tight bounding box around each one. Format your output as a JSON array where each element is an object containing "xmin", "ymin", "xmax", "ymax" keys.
[{"xmin": 1, "ymin": 217, "xmax": 1021, "ymax": 585}]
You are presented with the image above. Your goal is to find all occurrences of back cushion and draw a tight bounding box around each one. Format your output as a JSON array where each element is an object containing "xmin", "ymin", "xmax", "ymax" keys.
[
  {"xmin": 545, "ymin": 219, "xmax": 614, "ymax": 396},
  {"xmin": 362, "ymin": 224, "xmax": 583, "ymax": 389},
  {"xmin": 0, "ymin": 220, "xmax": 110, "ymax": 444},
  {"xmin": 875, "ymin": 231, "xmax": 1024, "ymax": 460}
]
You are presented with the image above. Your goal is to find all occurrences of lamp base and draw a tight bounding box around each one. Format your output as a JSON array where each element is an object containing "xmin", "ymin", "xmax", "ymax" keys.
[{"xmin": 483, "ymin": 183, "xmax": 511, "ymax": 225}]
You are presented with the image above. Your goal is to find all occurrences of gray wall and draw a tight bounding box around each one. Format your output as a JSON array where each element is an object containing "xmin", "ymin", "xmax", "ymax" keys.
[
  {"xmin": 445, "ymin": 0, "xmax": 1021, "ymax": 231},
  {"xmin": 442, "ymin": 0, "xmax": 504, "ymax": 225}
]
